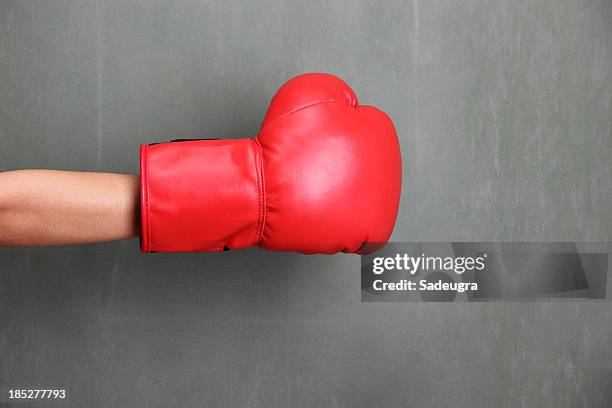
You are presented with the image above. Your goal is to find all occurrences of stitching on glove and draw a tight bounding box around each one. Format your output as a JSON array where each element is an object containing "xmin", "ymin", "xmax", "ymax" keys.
[
  {"xmin": 260, "ymin": 99, "xmax": 339, "ymax": 131},
  {"xmin": 253, "ymin": 138, "xmax": 266, "ymax": 245},
  {"xmin": 142, "ymin": 145, "xmax": 150, "ymax": 251}
]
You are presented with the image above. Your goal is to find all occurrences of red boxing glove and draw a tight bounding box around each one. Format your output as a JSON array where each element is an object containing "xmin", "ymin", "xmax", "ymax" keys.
[{"xmin": 140, "ymin": 73, "xmax": 401, "ymax": 254}]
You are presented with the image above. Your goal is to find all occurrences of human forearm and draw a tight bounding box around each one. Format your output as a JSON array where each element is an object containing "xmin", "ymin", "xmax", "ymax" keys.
[{"xmin": 0, "ymin": 170, "xmax": 139, "ymax": 246}]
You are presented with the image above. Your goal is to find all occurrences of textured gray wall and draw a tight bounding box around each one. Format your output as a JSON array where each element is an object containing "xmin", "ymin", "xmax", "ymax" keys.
[{"xmin": 1, "ymin": 0, "xmax": 611, "ymax": 407}]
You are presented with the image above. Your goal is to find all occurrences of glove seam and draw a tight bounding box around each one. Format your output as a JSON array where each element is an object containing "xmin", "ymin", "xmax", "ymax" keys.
[
  {"xmin": 252, "ymin": 137, "xmax": 266, "ymax": 245},
  {"xmin": 141, "ymin": 144, "xmax": 150, "ymax": 252},
  {"xmin": 260, "ymin": 99, "xmax": 340, "ymax": 131}
]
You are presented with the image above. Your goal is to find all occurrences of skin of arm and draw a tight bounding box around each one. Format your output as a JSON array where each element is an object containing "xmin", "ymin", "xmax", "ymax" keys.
[{"xmin": 0, "ymin": 170, "xmax": 139, "ymax": 246}]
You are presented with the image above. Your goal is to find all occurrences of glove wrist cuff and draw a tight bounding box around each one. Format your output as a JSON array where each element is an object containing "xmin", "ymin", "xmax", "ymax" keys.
[{"xmin": 140, "ymin": 139, "xmax": 264, "ymax": 252}]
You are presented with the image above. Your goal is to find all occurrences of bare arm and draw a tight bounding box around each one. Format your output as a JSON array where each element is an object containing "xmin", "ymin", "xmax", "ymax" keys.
[{"xmin": 0, "ymin": 170, "xmax": 139, "ymax": 246}]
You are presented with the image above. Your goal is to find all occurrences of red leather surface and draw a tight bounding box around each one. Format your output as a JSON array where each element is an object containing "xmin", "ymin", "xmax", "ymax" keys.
[
  {"xmin": 140, "ymin": 139, "xmax": 262, "ymax": 252},
  {"xmin": 140, "ymin": 73, "xmax": 402, "ymax": 254}
]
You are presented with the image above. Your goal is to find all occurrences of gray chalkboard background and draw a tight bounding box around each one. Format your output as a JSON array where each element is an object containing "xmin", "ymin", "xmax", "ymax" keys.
[{"xmin": 1, "ymin": 1, "xmax": 611, "ymax": 406}]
